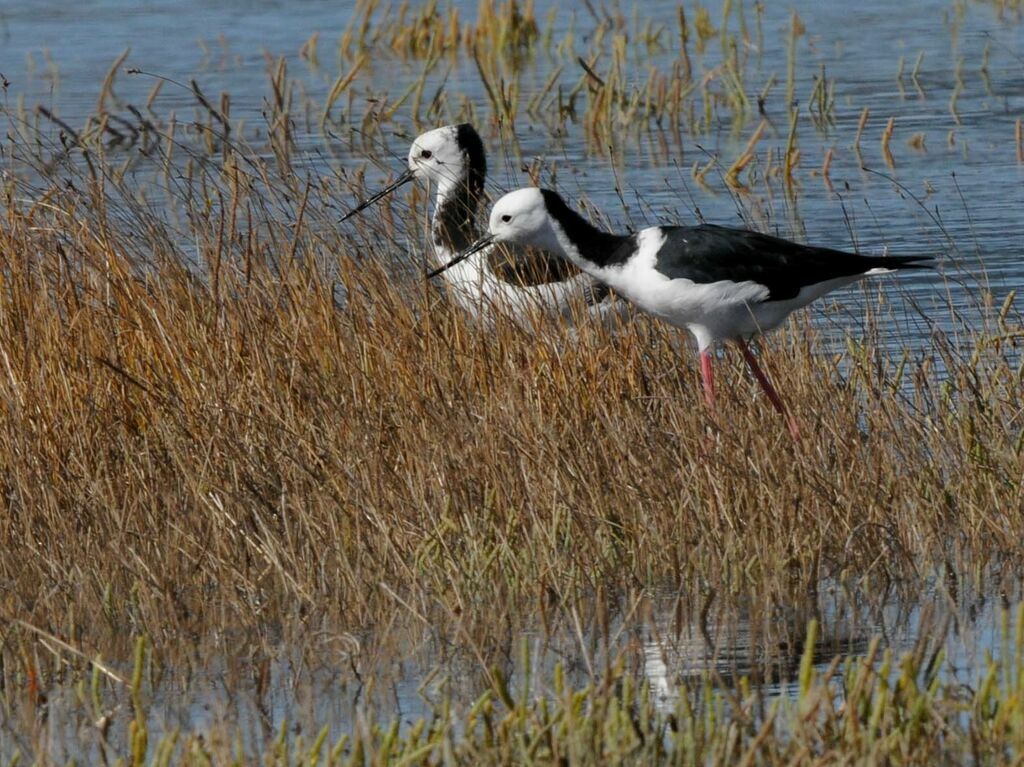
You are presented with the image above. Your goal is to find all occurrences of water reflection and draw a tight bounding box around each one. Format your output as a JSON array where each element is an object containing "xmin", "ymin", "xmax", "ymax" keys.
[{"xmin": 8, "ymin": 567, "xmax": 1019, "ymax": 762}]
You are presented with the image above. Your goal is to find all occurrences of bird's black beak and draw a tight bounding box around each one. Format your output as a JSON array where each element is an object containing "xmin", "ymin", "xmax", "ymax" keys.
[
  {"xmin": 339, "ymin": 168, "xmax": 416, "ymax": 222},
  {"xmin": 426, "ymin": 234, "xmax": 495, "ymax": 280}
]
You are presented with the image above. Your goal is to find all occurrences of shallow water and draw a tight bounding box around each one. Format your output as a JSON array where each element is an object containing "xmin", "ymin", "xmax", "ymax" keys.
[
  {"xmin": 1, "ymin": 0, "xmax": 1023, "ymax": 758},
  {"xmin": 12, "ymin": 569, "xmax": 1022, "ymax": 761},
  {"xmin": 4, "ymin": 0, "xmax": 1022, "ymax": 323}
]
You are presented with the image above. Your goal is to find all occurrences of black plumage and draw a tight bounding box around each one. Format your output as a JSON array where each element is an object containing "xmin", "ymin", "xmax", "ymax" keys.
[
  {"xmin": 650, "ymin": 225, "xmax": 931, "ymax": 301},
  {"xmin": 540, "ymin": 189, "xmax": 931, "ymax": 300}
]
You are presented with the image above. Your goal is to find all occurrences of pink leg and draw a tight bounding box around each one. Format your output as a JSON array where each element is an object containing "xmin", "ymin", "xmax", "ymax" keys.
[
  {"xmin": 735, "ymin": 338, "xmax": 800, "ymax": 441},
  {"xmin": 700, "ymin": 350, "xmax": 716, "ymax": 411}
]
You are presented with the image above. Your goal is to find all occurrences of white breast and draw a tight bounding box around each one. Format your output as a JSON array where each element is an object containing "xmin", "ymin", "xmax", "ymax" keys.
[
  {"xmin": 589, "ymin": 228, "xmax": 771, "ymax": 347},
  {"xmin": 434, "ymin": 247, "xmax": 617, "ymax": 330}
]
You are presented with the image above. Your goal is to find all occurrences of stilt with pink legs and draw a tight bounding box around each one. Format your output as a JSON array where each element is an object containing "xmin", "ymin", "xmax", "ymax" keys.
[
  {"xmin": 428, "ymin": 187, "xmax": 932, "ymax": 439},
  {"xmin": 699, "ymin": 351, "xmax": 716, "ymax": 411}
]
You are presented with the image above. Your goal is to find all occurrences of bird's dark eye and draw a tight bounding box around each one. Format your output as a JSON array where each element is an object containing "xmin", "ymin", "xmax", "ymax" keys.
[
  {"xmin": 420, "ymin": 149, "xmax": 432, "ymax": 159},
  {"xmin": 500, "ymin": 214, "xmax": 512, "ymax": 223}
]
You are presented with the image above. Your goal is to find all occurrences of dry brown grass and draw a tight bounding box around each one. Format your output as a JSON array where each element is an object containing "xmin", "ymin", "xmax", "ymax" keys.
[
  {"xmin": 0, "ymin": 113, "xmax": 1020, "ymax": 681},
  {"xmin": 1, "ymin": 1, "xmax": 1022, "ymax": 760}
]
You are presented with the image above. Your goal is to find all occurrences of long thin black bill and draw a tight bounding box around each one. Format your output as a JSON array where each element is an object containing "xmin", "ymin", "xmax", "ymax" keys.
[
  {"xmin": 339, "ymin": 169, "xmax": 415, "ymax": 222},
  {"xmin": 425, "ymin": 235, "xmax": 495, "ymax": 280}
]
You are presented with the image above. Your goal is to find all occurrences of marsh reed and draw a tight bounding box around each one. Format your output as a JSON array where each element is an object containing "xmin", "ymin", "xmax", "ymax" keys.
[{"xmin": 1, "ymin": 1, "xmax": 1023, "ymax": 761}]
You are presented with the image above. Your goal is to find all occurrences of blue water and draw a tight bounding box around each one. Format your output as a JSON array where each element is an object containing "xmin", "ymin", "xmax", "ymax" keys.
[
  {"xmin": 4, "ymin": 0, "xmax": 1021, "ymax": 368},
  {"xmin": 3, "ymin": 1, "xmax": 1022, "ymax": 280}
]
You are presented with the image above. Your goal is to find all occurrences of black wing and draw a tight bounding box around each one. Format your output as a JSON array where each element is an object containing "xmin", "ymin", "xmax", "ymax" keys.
[{"xmin": 655, "ymin": 225, "xmax": 931, "ymax": 301}]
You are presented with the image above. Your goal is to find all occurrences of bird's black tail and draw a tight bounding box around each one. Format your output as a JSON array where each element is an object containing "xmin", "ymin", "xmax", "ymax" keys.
[{"xmin": 878, "ymin": 254, "xmax": 933, "ymax": 270}]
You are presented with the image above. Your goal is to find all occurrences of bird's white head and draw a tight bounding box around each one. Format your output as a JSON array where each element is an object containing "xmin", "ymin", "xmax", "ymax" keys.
[
  {"xmin": 406, "ymin": 124, "xmax": 485, "ymax": 196},
  {"xmin": 425, "ymin": 187, "xmax": 572, "ymax": 280},
  {"xmin": 487, "ymin": 188, "xmax": 562, "ymax": 253},
  {"xmin": 341, "ymin": 124, "xmax": 486, "ymax": 223}
]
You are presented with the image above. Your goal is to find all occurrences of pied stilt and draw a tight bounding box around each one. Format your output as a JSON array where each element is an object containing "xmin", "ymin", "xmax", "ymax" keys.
[
  {"xmin": 431, "ymin": 187, "xmax": 932, "ymax": 438},
  {"xmin": 341, "ymin": 125, "xmax": 622, "ymax": 328}
]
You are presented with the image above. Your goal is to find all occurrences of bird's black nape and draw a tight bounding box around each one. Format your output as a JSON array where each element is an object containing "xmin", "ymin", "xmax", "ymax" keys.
[
  {"xmin": 538, "ymin": 189, "xmax": 632, "ymax": 268},
  {"xmin": 431, "ymin": 124, "xmax": 488, "ymax": 253},
  {"xmin": 455, "ymin": 123, "xmax": 486, "ymax": 197}
]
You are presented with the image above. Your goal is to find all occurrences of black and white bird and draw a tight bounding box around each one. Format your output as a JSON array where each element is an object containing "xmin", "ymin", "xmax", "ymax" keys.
[
  {"xmin": 431, "ymin": 187, "xmax": 931, "ymax": 438},
  {"xmin": 341, "ymin": 124, "xmax": 622, "ymax": 328}
]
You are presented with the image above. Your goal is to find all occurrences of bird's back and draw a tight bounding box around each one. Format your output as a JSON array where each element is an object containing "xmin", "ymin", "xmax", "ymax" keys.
[{"xmin": 651, "ymin": 224, "xmax": 930, "ymax": 301}]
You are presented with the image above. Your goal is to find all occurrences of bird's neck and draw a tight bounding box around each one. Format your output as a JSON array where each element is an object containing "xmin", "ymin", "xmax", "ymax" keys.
[
  {"xmin": 540, "ymin": 190, "xmax": 630, "ymax": 270},
  {"xmin": 431, "ymin": 174, "xmax": 483, "ymax": 258}
]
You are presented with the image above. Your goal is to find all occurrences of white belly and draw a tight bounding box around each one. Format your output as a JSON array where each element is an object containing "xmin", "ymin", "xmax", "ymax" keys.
[{"xmin": 435, "ymin": 249, "xmax": 618, "ymax": 330}]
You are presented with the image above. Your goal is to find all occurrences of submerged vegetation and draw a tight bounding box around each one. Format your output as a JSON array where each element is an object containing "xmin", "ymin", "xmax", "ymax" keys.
[
  {"xmin": 1, "ymin": 0, "xmax": 1023, "ymax": 762},
  {"xmin": 11, "ymin": 617, "xmax": 1024, "ymax": 764}
]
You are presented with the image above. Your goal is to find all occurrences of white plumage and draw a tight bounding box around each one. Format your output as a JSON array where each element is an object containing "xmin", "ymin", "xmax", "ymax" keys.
[
  {"xmin": 433, "ymin": 186, "xmax": 931, "ymax": 438},
  {"xmin": 343, "ymin": 125, "xmax": 625, "ymax": 330}
]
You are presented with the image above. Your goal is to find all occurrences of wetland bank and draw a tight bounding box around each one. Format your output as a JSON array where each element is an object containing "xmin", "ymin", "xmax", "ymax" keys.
[{"xmin": 1, "ymin": 0, "xmax": 1023, "ymax": 763}]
